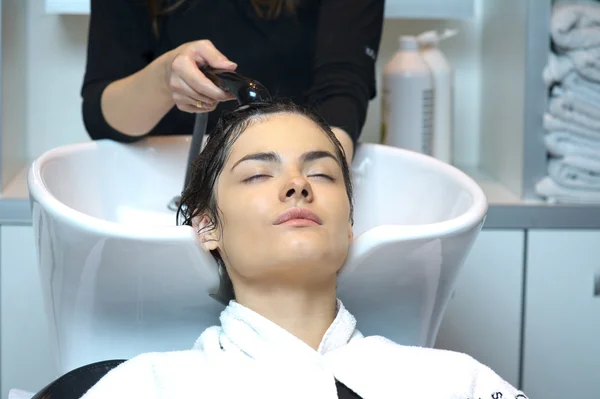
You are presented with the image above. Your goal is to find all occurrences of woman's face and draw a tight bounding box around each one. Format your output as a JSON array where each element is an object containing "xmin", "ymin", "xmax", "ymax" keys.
[{"xmin": 198, "ymin": 112, "xmax": 353, "ymax": 286}]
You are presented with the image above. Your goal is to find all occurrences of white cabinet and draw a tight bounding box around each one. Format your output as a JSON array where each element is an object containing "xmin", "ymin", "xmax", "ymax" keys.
[
  {"xmin": 45, "ymin": 0, "xmax": 476, "ymax": 19},
  {"xmin": 435, "ymin": 229, "xmax": 525, "ymax": 388},
  {"xmin": 1, "ymin": 226, "xmax": 58, "ymax": 399},
  {"xmin": 523, "ymin": 230, "xmax": 600, "ymax": 399}
]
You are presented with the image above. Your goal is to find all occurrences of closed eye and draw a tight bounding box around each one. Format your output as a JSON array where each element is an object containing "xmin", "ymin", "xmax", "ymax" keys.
[
  {"xmin": 243, "ymin": 174, "xmax": 271, "ymax": 183},
  {"xmin": 309, "ymin": 173, "xmax": 335, "ymax": 181}
]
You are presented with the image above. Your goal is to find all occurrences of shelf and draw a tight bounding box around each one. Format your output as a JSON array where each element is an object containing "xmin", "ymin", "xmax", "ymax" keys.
[
  {"xmin": 457, "ymin": 165, "xmax": 600, "ymax": 229},
  {"xmin": 45, "ymin": 0, "xmax": 476, "ymax": 19},
  {"xmin": 2, "ymin": 163, "xmax": 29, "ymax": 200},
  {"xmin": 384, "ymin": 0, "xmax": 476, "ymax": 20},
  {"xmin": 45, "ymin": 0, "xmax": 89, "ymax": 14}
]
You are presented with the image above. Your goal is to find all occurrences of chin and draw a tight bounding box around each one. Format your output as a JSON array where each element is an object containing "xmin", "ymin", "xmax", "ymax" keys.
[{"xmin": 279, "ymin": 238, "xmax": 347, "ymax": 265}]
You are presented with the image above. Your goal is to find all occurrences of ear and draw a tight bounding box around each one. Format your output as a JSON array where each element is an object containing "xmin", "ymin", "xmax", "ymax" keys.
[{"xmin": 192, "ymin": 214, "xmax": 219, "ymax": 252}]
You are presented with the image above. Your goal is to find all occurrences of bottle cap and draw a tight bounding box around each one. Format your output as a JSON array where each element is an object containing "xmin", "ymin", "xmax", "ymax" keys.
[
  {"xmin": 417, "ymin": 30, "xmax": 438, "ymax": 46},
  {"xmin": 417, "ymin": 29, "xmax": 458, "ymax": 47}
]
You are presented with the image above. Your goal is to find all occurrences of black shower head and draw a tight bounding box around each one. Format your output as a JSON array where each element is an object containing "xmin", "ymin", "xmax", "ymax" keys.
[{"xmin": 201, "ymin": 66, "xmax": 272, "ymax": 106}]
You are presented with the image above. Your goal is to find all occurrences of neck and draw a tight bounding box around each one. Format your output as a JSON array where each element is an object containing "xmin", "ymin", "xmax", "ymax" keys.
[{"xmin": 234, "ymin": 280, "xmax": 338, "ymax": 350}]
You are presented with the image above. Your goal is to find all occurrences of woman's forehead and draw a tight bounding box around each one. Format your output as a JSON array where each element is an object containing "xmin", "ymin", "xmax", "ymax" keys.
[{"xmin": 227, "ymin": 113, "xmax": 336, "ymax": 161}]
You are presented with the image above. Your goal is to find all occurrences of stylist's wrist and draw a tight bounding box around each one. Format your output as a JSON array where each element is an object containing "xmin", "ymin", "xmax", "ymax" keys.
[
  {"xmin": 156, "ymin": 51, "xmax": 179, "ymax": 105},
  {"xmin": 332, "ymin": 127, "xmax": 354, "ymax": 164}
]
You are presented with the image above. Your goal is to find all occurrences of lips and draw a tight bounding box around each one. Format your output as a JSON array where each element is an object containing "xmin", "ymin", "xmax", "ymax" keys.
[{"xmin": 274, "ymin": 207, "xmax": 322, "ymax": 225}]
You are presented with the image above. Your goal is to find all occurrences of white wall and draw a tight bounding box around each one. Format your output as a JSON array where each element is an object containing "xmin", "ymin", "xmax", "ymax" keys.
[
  {"xmin": 25, "ymin": 0, "xmax": 89, "ymax": 159},
  {"xmin": 2, "ymin": 0, "xmax": 28, "ymax": 188},
  {"xmin": 4, "ymin": 0, "xmax": 484, "ymax": 166}
]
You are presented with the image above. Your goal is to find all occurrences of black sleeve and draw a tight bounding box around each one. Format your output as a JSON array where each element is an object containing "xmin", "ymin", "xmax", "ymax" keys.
[
  {"xmin": 306, "ymin": 0, "xmax": 385, "ymax": 146},
  {"xmin": 81, "ymin": 0, "xmax": 158, "ymax": 142}
]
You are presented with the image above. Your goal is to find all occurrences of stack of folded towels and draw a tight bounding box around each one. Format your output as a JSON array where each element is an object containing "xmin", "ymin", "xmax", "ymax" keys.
[{"xmin": 537, "ymin": 0, "xmax": 600, "ymax": 204}]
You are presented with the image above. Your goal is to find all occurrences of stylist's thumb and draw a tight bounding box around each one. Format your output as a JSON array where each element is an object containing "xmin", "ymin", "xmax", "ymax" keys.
[{"xmin": 191, "ymin": 39, "xmax": 237, "ymax": 70}]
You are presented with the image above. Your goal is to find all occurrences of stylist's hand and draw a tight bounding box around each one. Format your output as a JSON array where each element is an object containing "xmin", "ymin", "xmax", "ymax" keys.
[{"xmin": 163, "ymin": 40, "xmax": 238, "ymax": 113}]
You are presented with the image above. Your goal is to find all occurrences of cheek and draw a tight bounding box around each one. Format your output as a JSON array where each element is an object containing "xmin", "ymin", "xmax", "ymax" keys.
[
  {"xmin": 322, "ymin": 186, "xmax": 351, "ymax": 220},
  {"xmin": 217, "ymin": 187, "xmax": 275, "ymax": 241}
]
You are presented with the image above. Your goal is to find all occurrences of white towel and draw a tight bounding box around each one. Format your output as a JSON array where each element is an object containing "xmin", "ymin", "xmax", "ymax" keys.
[
  {"xmin": 544, "ymin": 113, "xmax": 600, "ymax": 141},
  {"xmin": 543, "ymin": 52, "xmax": 576, "ymax": 86},
  {"xmin": 548, "ymin": 94, "xmax": 600, "ymax": 130},
  {"xmin": 544, "ymin": 70, "xmax": 600, "ymax": 105},
  {"xmin": 563, "ymin": 72, "xmax": 600, "ymax": 104},
  {"xmin": 548, "ymin": 156, "xmax": 600, "ymax": 189},
  {"xmin": 551, "ymin": 85, "xmax": 600, "ymax": 121},
  {"xmin": 551, "ymin": 1, "xmax": 600, "ymax": 50},
  {"xmin": 536, "ymin": 175, "xmax": 600, "ymax": 203},
  {"xmin": 545, "ymin": 131, "xmax": 600, "ymax": 159},
  {"xmin": 568, "ymin": 48, "xmax": 600, "ymax": 83},
  {"xmin": 79, "ymin": 299, "xmax": 527, "ymax": 399},
  {"xmin": 544, "ymin": 47, "xmax": 600, "ymax": 85}
]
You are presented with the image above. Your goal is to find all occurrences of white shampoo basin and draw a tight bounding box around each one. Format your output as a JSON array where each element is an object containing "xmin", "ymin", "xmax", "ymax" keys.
[{"xmin": 28, "ymin": 136, "xmax": 487, "ymax": 374}]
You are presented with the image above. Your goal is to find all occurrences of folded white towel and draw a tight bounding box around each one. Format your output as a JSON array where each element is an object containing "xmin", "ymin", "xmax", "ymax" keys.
[
  {"xmin": 551, "ymin": 1, "xmax": 600, "ymax": 50},
  {"xmin": 544, "ymin": 69, "xmax": 600, "ymax": 106},
  {"xmin": 569, "ymin": 48, "xmax": 600, "ymax": 82},
  {"xmin": 550, "ymin": 85, "xmax": 600, "ymax": 122},
  {"xmin": 548, "ymin": 156, "xmax": 600, "ymax": 189},
  {"xmin": 79, "ymin": 299, "xmax": 527, "ymax": 399},
  {"xmin": 562, "ymin": 72, "xmax": 600, "ymax": 104},
  {"xmin": 543, "ymin": 53, "xmax": 576, "ymax": 86},
  {"xmin": 548, "ymin": 94, "xmax": 600, "ymax": 130},
  {"xmin": 545, "ymin": 131, "xmax": 600, "ymax": 160},
  {"xmin": 536, "ymin": 175, "xmax": 600, "ymax": 203},
  {"xmin": 544, "ymin": 113, "xmax": 600, "ymax": 141},
  {"xmin": 7, "ymin": 389, "xmax": 33, "ymax": 399},
  {"xmin": 544, "ymin": 47, "xmax": 600, "ymax": 85}
]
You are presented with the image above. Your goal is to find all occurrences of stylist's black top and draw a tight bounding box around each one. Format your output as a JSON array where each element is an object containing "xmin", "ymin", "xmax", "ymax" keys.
[{"xmin": 82, "ymin": 0, "xmax": 384, "ymax": 146}]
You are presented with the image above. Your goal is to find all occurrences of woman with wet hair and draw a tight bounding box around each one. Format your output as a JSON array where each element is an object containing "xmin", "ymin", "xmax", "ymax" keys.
[
  {"xmin": 80, "ymin": 102, "xmax": 528, "ymax": 399},
  {"xmin": 176, "ymin": 101, "xmax": 354, "ymax": 306}
]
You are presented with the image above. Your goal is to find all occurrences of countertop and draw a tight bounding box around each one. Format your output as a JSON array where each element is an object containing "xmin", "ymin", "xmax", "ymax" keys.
[{"xmin": 3, "ymin": 163, "xmax": 600, "ymax": 229}]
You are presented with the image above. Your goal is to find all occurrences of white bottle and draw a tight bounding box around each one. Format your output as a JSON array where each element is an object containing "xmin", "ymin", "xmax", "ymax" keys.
[
  {"xmin": 417, "ymin": 29, "xmax": 457, "ymax": 164},
  {"xmin": 381, "ymin": 36, "xmax": 434, "ymax": 155}
]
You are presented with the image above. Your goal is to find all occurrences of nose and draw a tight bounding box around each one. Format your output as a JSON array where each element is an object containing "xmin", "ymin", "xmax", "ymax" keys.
[{"xmin": 280, "ymin": 176, "xmax": 314, "ymax": 203}]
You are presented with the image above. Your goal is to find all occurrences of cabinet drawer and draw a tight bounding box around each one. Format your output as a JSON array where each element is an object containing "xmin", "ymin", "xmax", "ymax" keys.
[
  {"xmin": 524, "ymin": 230, "xmax": 600, "ymax": 399},
  {"xmin": 435, "ymin": 229, "xmax": 524, "ymax": 387}
]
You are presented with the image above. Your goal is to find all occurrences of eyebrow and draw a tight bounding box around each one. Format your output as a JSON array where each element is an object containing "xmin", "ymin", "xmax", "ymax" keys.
[{"xmin": 230, "ymin": 150, "xmax": 340, "ymax": 171}]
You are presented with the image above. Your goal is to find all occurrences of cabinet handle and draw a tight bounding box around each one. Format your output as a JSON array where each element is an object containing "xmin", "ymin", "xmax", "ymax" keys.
[{"xmin": 595, "ymin": 273, "xmax": 600, "ymax": 297}]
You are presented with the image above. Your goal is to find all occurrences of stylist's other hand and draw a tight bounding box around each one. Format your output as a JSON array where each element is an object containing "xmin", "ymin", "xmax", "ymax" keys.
[{"xmin": 163, "ymin": 40, "xmax": 238, "ymax": 113}]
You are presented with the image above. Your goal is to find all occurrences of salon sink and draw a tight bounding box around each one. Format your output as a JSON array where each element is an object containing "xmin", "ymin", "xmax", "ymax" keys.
[{"xmin": 28, "ymin": 135, "xmax": 487, "ymax": 374}]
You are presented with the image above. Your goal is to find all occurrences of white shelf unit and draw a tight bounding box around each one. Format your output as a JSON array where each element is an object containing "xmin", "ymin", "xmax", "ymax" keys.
[
  {"xmin": 478, "ymin": 0, "xmax": 551, "ymax": 200},
  {"xmin": 45, "ymin": 0, "xmax": 477, "ymax": 19}
]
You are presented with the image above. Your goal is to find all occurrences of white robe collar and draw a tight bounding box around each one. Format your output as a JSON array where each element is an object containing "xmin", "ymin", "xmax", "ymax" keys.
[{"xmin": 193, "ymin": 298, "xmax": 362, "ymax": 362}]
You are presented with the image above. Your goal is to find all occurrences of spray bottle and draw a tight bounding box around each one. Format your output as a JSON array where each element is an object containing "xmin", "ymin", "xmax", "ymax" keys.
[
  {"xmin": 417, "ymin": 29, "xmax": 457, "ymax": 164},
  {"xmin": 380, "ymin": 36, "xmax": 434, "ymax": 155}
]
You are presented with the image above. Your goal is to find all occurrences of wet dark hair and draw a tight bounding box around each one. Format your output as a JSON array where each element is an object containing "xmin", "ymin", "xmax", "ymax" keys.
[{"xmin": 176, "ymin": 101, "xmax": 354, "ymax": 305}]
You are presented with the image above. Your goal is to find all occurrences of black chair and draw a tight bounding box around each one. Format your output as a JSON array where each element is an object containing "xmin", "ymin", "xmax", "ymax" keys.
[{"xmin": 31, "ymin": 360, "xmax": 126, "ymax": 399}]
